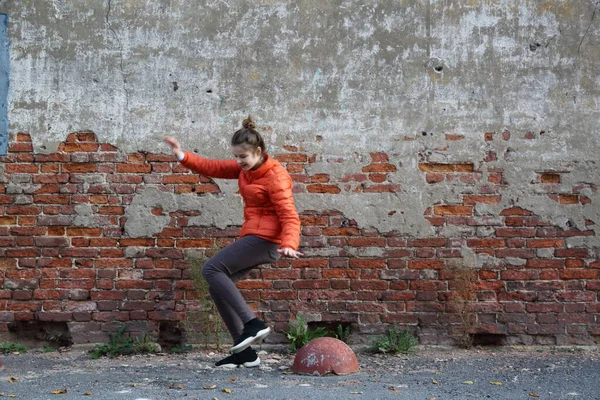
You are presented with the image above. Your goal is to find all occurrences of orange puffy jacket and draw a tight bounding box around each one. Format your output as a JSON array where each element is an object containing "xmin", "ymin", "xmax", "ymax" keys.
[{"xmin": 180, "ymin": 152, "xmax": 301, "ymax": 250}]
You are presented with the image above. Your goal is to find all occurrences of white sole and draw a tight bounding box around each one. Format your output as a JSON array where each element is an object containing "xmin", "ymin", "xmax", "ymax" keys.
[
  {"xmin": 216, "ymin": 357, "xmax": 261, "ymax": 368},
  {"xmin": 230, "ymin": 327, "xmax": 271, "ymax": 354}
]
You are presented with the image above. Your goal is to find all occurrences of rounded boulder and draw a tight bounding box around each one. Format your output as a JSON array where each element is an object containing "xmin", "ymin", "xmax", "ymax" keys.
[{"xmin": 292, "ymin": 337, "xmax": 359, "ymax": 376}]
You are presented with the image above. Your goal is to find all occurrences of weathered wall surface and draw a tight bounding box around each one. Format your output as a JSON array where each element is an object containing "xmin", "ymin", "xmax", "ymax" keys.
[{"xmin": 0, "ymin": 0, "xmax": 599, "ymax": 346}]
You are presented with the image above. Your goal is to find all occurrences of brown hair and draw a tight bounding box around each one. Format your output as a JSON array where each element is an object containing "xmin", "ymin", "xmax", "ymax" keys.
[{"xmin": 231, "ymin": 115, "xmax": 266, "ymax": 154}]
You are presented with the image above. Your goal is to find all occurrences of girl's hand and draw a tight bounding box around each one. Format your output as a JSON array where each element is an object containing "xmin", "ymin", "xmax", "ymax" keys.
[
  {"xmin": 277, "ymin": 247, "xmax": 304, "ymax": 259},
  {"xmin": 163, "ymin": 136, "xmax": 183, "ymax": 159}
]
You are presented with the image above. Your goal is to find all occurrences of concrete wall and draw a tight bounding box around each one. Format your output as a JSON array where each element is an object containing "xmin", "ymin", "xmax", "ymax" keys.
[{"xmin": 0, "ymin": 0, "xmax": 599, "ymax": 346}]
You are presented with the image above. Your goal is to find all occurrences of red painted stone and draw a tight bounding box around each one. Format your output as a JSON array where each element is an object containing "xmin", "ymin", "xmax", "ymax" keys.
[{"xmin": 292, "ymin": 337, "xmax": 359, "ymax": 376}]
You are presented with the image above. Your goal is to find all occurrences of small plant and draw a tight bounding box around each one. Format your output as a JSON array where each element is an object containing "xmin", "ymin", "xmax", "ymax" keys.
[
  {"xmin": 89, "ymin": 327, "xmax": 135, "ymax": 359},
  {"xmin": 332, "ymin": 324, "xmax": 352, "ymax": 343},
  {"xmin": 282, "ymin": 316, "xmax": 328, "ymax": 351},
  {"xmin": 89, "ymin": 328, "xmax": 160, "ymax": 359},
  {"xmin": 170, "ymin": 344, "xmax": 193, "ymax": 354},
  {"xmin": 370, "ymin": 324, "xmax": 418, "ymax": 354},
  {"xmin": 42, "ymin": 346, "xmax": 57, "ymax": 353},
  {"xmin": 185, "ymin": 254, "xmax": 227, "ymax": 350},
  {"xmin": 0, "ymin": 341, "xmax": 28, "ymax": 355},
  {"xmin": 133, "ymin": 334, "xmax": 160, "ymax": 354}
]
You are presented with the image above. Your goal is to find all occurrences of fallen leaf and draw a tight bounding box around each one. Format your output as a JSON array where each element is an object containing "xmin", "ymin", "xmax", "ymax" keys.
[
  {"xmin": 435, "ymin": 371, "xmax": 441, "ymax": 374},
  {"xmin": 8, "ymin": 377, "xmax": 19, "ymax": 383},
  {"xmin": 432, "ymin": 379, "xmax": 439, "ymax": 384},
  {"xmin": 203, "ymin": 385, "xmax": 217, "ymax": 390},
  {"xmin": 51, "ymin": 389, "xmax": 67, "ymax": 394},
  {"xmin": 84, "ymin": 392, "xmax": 92, "ymax": 396},
  {"xmin": 389, "ymin": 386, "xmax": 399, "ymax": 392},
  {"xmin": 228, "ymin": 378, "xmax": 237, "ymax": 382},
  {"xmin": 529, "ymin": 393, "xmax": 540, "ymax": 398},
  {"xmin": 463, "ymin": 381, "xmax": 474, "ymax": 385},
  {"xmin": 169, "ymin": 383, "xmax": 186, "ymax": 390},
  {"xmin": 8, "ymin": 395, "xmax": 15, "ymax": 398},
  {"xmin": 350, "ymin": 392, "xmax": 362, "ymax": 395},
  {"xmin": 489, "ymin": 381, "xmax": 503, "ymax": 386},
  {"xmin": 131, "ymin": 383, "xmax": 137, "ymax": 387},
  {"xmin": 222, "ymin": 388, "xmax": 232, "ymax": 393},
  {"xmin": 429, "ymin": 398, "xmax": 437, "ymax": 400}
]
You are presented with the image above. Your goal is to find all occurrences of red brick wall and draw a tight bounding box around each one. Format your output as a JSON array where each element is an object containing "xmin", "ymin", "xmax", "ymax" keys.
[{"xmin": 0, "ymin": 131, "xmax": 598, "ymax": 346}]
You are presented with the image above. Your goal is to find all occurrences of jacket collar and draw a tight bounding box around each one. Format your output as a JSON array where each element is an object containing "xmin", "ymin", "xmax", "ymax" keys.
[{"xmin": 245, "ymin": 154, "xmax": 275, "ymax": 180}]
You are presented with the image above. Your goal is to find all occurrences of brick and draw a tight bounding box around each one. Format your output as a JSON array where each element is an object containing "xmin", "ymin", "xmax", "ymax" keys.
[
  {"xmin": 540, "ymin": 173, "xmax": 560, "ymax": 184},
  {"xmin": 369, "ymin": 152, "xmax": 389, "ymax": 162},
  {"xmin": 176, "ymin": 239, "xmax": 214, "ymax": 248},
  {"xmin": 434, "ymin": 205, "xmax": 473, "ymax": 216},
  {"xmin": 426, "ymin": 173, "xmax": 445, "ymax": 184},
  {"xmin": 363, "ymin": 184, "xmax": 399, "ymax": 193},
  {"xmin": 322, "ymin": 227, "xmax": 360, "ymax": 236},
  {"xmin": 8, "ymin": 142, "xmax": 33, "ymax": 152},
  {"xmin": 495, "ymin": 228, "xmax": 536, "ymax": 237},
  {"xmin": 5, "ymin": 164, "xmax": 39, "ymax": 173},
  {"xmin": 418, "ymin": 163, "xmax": 473, "ymax": 172},
  {"xmin": 500, "ymin": 207, "xmax": 532, "ymax": 216},
  {"xmin": 262, "ymin": 269, "xmax": 301, "ymax": 279},
  {"xmin": 340, "ymin": 174, "xmax": 368, "ymax": 182},
  {"xmin": 361, "ymin": 163, "xmax": 396, "ymax": 173},
  {"xmin": 146, "ymin": 311, "xmax": 186, "ymax": 321},
  {"xmin": 558, "ymin": 194, "xmax": 579, "ymax": 204},
  {"xmin": 115, "ymin": 280, "xmax": 153, "ymax": 290},
  {"xmin": 347, "ymin": 238, "xmax": 386, "ymax": 247},
  {"xmin": 467, "ymin": 238, "xmax": 505, "ymax": 248},
  {"xmin": 524, "ymin": 258, "xmax": 565, "ymax": 269},
  {"xmin": 369, "ymin": 173, "xmax": 388, "ymax": 184},
  {"xmin": 349, "ymin": 259, "xmax": 386, "ymax": 269},
  {"xmin": 116, "ymin": 164, "xmax": 152, "ymax": 173},
  {"xmin": 555, "ymin": 248, "xmax": 590, "ymax": 258},
  {"xmin": 274, "ymin": 154, "xmax": 307, "ymax": 162},
  {"xmin": 291, "ymin": 259, "xmax": 328, "ymax": 268},
  {"xmin": 163, "ymin": 174, "xmax": 199, "ymax": 184},
  {"xmin": 350, "ymin": 280, "xmax": 387, "ymax": 290},
  {"xmin": 63, "ymin": 143, "xmax": 99, "ymax": 152},
  {"xmin": 560, "ymin": 270, "xmax": 598, "ymax": 280},
  {"xmin": 527, "ymin": 238, "xmax": 564, "ymax": 248},
  {"xmin": 463, "ymin": 195, "xmax": 501, "ymax": 205},
  {"xmin": 445, "ymin": 134, "xmax": 464, "ymax": 141},
  {"xmin": 306, "ymin": 184, "xmax": 341, "ymax": 194},
  {"xmin": 408, "ymin": 260, "xmax": 444, "ymax": 270},
  {"xmin": 408, "ymin": 238, "xmax": 447, "ymax": 247},
  {"xmin": 6, "ymin": 205, "xmax": 41, "ymax": 215},
  {"xmin": 62, "ymin": 163, "xmax": 97, "ymax": 173}
]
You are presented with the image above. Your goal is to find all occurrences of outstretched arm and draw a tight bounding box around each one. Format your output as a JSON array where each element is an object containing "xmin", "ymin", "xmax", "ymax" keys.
[{"xmin": 163, "ymin": 136, "xmax": 241, "ymax": 179}]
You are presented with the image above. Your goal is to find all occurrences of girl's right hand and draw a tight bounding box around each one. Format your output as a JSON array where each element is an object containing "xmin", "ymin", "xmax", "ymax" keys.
[{"xmin": 163, "ymin": 136, "xmax": 183, "ymax": 159}]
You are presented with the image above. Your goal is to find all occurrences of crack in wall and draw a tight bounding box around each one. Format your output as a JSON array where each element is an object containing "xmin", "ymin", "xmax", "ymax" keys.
[
  {"xmin": 105, "ymin": 0, "xmax": 130, "ymax": 114},
  {"xmin": 578, "ymin": 0, "xmax": 600, "ymax": 53}
]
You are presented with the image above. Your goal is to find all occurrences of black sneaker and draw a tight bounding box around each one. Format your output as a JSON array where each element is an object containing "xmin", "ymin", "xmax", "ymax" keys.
[
  {"xmin": 230, "ymin": 319, "xmax": 271, "ymax": 354},
  {"xmin": 215, "ymin": 347, "xmax": 260, "ymax": 368}
]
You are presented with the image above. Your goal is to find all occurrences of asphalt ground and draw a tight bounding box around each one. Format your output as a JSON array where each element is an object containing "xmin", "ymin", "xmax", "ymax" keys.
[{"xmin": 0, "ymin": 345, "xmax": 598, "ymax": 400}]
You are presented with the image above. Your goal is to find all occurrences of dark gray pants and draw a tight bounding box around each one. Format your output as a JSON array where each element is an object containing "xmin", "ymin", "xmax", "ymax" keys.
[{"xmin": 201, "ymin": 235, "xmax": 281, "ymax": 341}]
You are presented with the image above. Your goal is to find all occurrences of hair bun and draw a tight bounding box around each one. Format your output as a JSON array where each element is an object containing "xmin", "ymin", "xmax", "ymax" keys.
[{"xmin": 242, "ymin": 115, "xmax": 256, "ymax": 130}]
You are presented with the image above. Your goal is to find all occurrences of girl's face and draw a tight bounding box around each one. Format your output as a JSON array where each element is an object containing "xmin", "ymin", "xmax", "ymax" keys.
[{"xmin": 232, "ymin": 145, "xmax": 263, "ymax": 170}]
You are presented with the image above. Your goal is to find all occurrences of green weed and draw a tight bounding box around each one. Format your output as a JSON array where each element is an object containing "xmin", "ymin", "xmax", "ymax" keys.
[
  {"xmin": 332, "ymin": 324, "xmax": 352, "ymax": 343},
  {"xmin": 89, "ymin": 327, "xmax": 159, "ymax": 359},
  {"xmin": 0, "ymin": 341, "xmax": 28, "ymax": 355},
  {"xmin": 370, "ymin": 324, "xmax": 418, "ymax": 354},
  {"xmin": 282, "ymin": 316, "xmax": 328, "ymax": 352}
]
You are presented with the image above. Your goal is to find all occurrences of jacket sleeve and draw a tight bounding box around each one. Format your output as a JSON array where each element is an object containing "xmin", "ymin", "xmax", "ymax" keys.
[
  {"xmin": 180, "ymin": 151, "xmax": 241, "ymax": 179},
  {"xmin": 268, "ymin": 174, "xmax": 301, "ymax": 250}
]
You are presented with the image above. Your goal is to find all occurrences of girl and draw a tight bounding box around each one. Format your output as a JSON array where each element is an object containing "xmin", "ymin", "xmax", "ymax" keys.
[{"xmin": 163, "ymin": 116, "xmax": 303, "ymax": 368}]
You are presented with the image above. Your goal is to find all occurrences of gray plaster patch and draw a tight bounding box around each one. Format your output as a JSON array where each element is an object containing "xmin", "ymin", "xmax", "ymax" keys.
[{"xmin": 124, "ymin": 186, "xmax": 243, "ymax": 238}]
